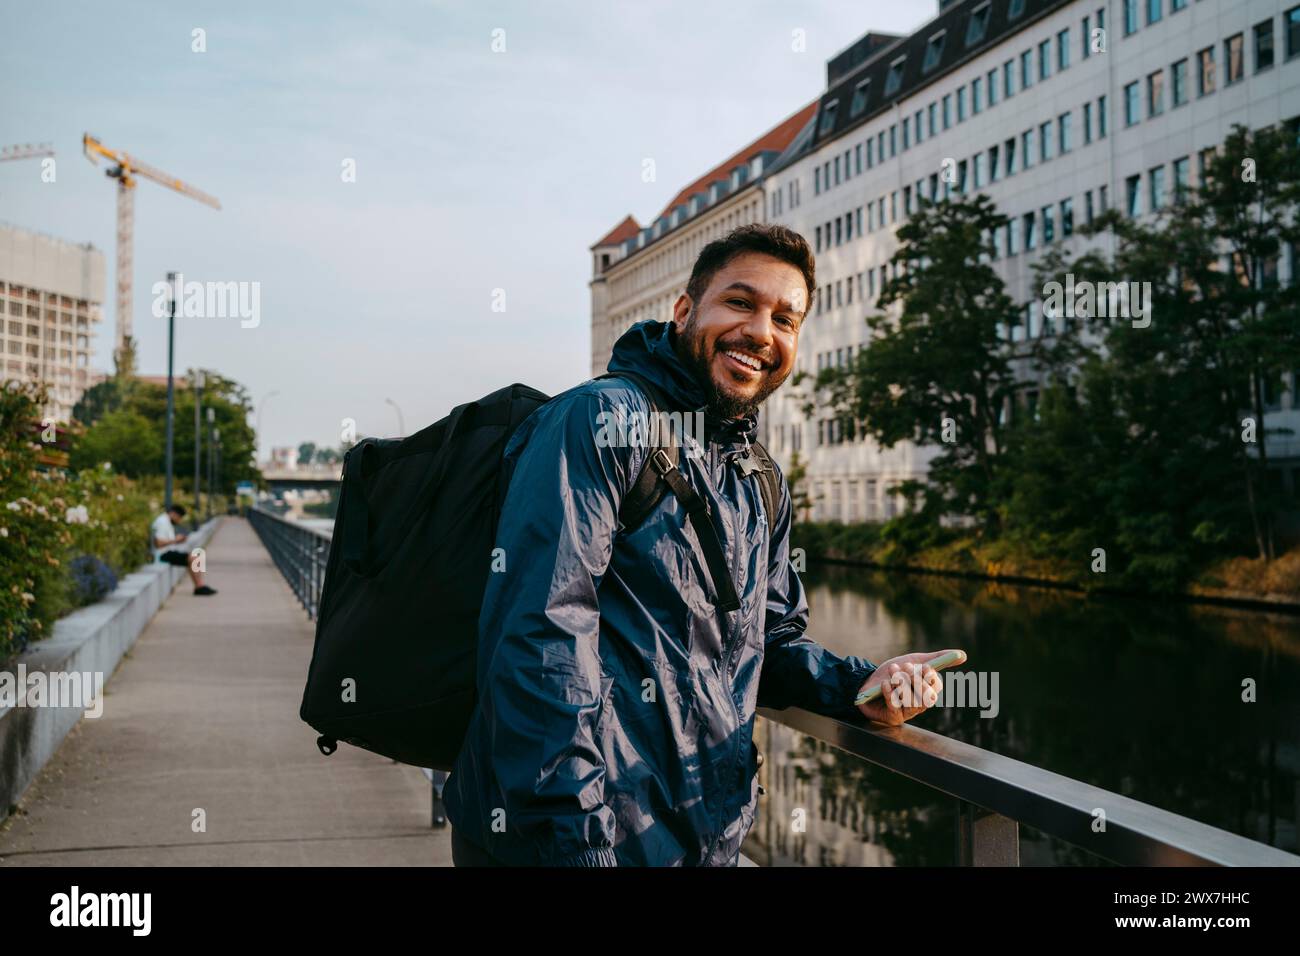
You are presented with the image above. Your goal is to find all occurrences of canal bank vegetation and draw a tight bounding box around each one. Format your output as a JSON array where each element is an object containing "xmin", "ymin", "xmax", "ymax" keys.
[
  {"xmin": 793, "ymin": 125, "xmax": 1300, "ymax": 604},
  {"xmin": 792, "ymin": 518, "xmax": 1300, "ymax": 606}
]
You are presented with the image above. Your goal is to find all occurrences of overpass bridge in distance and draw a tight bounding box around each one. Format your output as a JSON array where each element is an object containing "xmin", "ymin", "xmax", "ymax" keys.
[{"xmin": 261, "ymin": 463, "xmax": 342, "ymax": 495}]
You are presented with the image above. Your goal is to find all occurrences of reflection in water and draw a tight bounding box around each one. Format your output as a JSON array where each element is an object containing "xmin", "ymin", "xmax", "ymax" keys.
[{"xmin": 743, "ymin": 565, "xmax": 1300, "ymax": 866}]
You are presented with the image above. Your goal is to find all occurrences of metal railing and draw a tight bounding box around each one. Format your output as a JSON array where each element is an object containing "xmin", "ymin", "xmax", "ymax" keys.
[
  {"xmin": 757, "ymin": 705, "xmax": 1299, "ymax": 867},
  {"xmin": 243, "ymin": 507, "xmax": 1295, "ymax": 864},
  {"xmin": 247, "ymin": 506, "xmax": 331, "ymax": 619}
]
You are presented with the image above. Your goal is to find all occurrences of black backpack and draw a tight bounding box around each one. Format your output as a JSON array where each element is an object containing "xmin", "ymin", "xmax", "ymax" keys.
[{"xmin": 299, "ymin": 373, "xmax": 779, "ymax": 771}]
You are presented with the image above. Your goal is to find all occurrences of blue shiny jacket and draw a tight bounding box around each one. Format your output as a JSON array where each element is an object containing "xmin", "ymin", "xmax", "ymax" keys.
[{"xmin": 444, "ymin": 319, "xmax": 877, "ymax": 866}]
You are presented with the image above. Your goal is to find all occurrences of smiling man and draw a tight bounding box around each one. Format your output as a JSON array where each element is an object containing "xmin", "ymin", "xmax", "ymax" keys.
[{"xmin": 444, "ymin": 224, "xmax": 955, "ymax": 867}]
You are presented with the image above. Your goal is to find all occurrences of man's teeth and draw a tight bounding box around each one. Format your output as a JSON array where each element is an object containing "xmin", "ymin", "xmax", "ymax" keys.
[{"xmin": 723, "ymin": 350, "xmax": 763, "ymax": 371}]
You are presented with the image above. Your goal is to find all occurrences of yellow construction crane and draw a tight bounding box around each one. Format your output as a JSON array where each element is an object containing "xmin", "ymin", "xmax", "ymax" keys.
[{"xmin": 82, "ymin": 133, "xmax": 221, "ymax": 362}]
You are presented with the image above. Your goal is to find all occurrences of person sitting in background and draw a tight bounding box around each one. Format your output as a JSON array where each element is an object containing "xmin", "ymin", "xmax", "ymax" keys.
[{"xmin": 151, "ymin": 504, "xmax": 217, "ymax": 596}]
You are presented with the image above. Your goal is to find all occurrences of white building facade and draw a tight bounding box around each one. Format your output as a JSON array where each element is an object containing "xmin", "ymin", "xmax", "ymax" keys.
[
  {"xmin": 0, "ymin": 223, "xmax": 106, "ymax": 422},
  {"xmin": 764, "ymin": 0, "xmax": 1300, "ymax": 522}
]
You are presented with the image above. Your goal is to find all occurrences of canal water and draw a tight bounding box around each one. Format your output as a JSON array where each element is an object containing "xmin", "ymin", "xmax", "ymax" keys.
[{"xmin": 745, "ymin": 563, "xmax": 1300, "ymax": 866}]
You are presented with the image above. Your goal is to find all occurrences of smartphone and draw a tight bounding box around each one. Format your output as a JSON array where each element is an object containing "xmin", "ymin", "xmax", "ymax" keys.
[{"xmin": 853, "ymin": 649, "xmax": 968, "ymax": 707}]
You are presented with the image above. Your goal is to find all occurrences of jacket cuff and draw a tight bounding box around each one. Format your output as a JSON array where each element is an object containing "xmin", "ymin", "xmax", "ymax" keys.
[
  {"xmin": 554, "ymin": 846, "xmax": 619, "ymax": 867},
  {"xmin": 836, "ymin": 660, "xmax": 877, "ymax": 718}
]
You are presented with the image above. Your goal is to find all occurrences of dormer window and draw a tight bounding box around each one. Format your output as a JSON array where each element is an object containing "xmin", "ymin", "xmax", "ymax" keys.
[
  {"xmin": 922, "ymin": 31, "xmax": 946, "ymax": 73},
  {"xmin": 1008, "ymin": 0, "xmax": 1026, "ymax": 20},
  {"xmin": 818, "ymin": 100, "xmax": 839, "ymax": 135},
  {"xmin": 884, "ymin": 56, "xmax": 906, "ymax": 96},
  {"xmin": 850, "ymin": 79, "xmax": 871, "ymax": 117},
  {"xmin": 966, "ymin": 3, "xmax": 991, "ymax": 46}
]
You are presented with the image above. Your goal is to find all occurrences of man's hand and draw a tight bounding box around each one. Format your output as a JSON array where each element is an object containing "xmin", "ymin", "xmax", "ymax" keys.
[{"xmin": 854, "ymin": 650, "xmax": 964, "ymax": 726}]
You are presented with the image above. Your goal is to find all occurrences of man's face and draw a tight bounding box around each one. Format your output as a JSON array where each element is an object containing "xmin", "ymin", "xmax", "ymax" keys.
[
  {"xmin": 672, "ymin": 251, "xmax": 806, "ymax": 420},
  {"xmin": 168, "ymin": 509, "xmax": 184, "ymax": 523}
]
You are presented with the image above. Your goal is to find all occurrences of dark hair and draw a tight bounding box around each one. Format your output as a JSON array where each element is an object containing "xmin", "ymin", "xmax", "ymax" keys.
[
  {"xmin": 168, "ymin": 503, "xmax": 187, "ymax": 517},
  {"xmin": 684, "ymin": 224, "xmax": 816, "ymax": 314}
]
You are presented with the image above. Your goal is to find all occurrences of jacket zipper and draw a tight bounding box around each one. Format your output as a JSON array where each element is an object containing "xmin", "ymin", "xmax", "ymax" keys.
[{"xmin": 703, "ymin": 437, "xmax": 746, "ymax": 864}]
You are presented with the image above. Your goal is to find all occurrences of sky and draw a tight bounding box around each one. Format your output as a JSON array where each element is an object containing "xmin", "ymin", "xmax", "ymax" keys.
[{"xmin": 1, "ymin": 0, "xmax": 933, "ymax": 458}]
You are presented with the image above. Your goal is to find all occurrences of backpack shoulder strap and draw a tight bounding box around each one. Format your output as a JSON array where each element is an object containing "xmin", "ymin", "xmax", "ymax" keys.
[
  {"xmin": 747, "ymin": 439, "xmax": 781, "ymax": 539},
  {"xmin": 594, "ymin": 371, "xmax": 740, "ymax": 613},
  {"xmin": 594, "ymin": 371, "xmax": 674, "ymax": 531}
]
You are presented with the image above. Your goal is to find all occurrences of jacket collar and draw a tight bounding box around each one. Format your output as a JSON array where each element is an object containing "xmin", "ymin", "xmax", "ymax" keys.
[{"xmin": 606, "ymin": 320, "xmax": 758, "ymax": 446}]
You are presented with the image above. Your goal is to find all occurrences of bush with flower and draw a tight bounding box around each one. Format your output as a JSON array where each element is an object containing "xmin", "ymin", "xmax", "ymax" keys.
[{"xmin": 1, "ymin": 382, "xmax": 156, "ymax": 662}]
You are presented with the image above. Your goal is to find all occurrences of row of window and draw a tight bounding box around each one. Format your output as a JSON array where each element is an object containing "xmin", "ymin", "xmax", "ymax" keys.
[
  {"xmin": 1119, "ymin": 0, "xmax": 1300, "ymax": 46},
  {"xmin": 809, "ymin": 151, "xmax": 1214, "ymax": 322},
  {"xmin": 1122, "ymin": 16, "xmax": 1295, "ymax": 129},
  {"xmin": 814, "ymin": 343, "xmax": 865, "ymax": 373},
  {"xmin": 810, "ymin": 91, "xmax": 1114, "ymax": 264},
  {"xmin": 811, "ymin": 7, "xmax": 1108, "ymax": 202},
  {"xmin": 808, "ymin": 146, "xmax": 1293, "ymax": 344},
  {"xmin": 1, "ymin": 324, "xmax": 88, "ymax": 344},
  {"xmin": 792, "ymin": 4, "xmax": 1300, "ymax": 223},
  {"xmin": 1123, "ymin": 0, "xmax": 1190, "ymax": 36}
]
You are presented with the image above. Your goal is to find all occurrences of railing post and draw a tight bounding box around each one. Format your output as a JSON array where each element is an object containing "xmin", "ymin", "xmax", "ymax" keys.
[
  {"xmin": 955, "ymin": 799, "xmax": 1019, "ymax": 866},
  {"xmin": 432, "ymin": 769, "xmax": 448, "ymax": 828}
]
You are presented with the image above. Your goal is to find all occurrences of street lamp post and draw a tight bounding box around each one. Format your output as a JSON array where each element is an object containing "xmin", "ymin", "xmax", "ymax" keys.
[
  {"xmin": 193, "ymin": 369, "xmax": 205, "ymax": 517},
  {"xmin": 206, "ymin": 406, "xmax": 216, "ymax": 521},
  {"xmin": 255, "ymin": 390, "xmax": 280, "ymax": 463},
  {"xmin": 214, "ymin": 429, "xmax": 222, "ymax": 514},
  {"xmin": 164, "ymin": 272, "xmax": 177, "ymax": 509},
  {"xmin": 384, "ymin": 397, "xmax": 405, "ymax": 437}
]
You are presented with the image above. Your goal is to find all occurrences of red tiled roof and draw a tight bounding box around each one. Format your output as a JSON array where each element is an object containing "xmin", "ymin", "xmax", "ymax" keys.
[
  {"xmin": 591, "ymin": 214, "xmax": 642, "ymax": 249},
  {"xmin": 653, "ymin": 100, "xmax": 818, "ymax": 220}
]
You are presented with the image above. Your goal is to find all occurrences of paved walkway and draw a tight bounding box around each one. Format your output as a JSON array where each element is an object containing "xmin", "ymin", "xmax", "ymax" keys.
[{"xmin": 0, "ymin": 517, "xmax": 451, "ymax": 866}]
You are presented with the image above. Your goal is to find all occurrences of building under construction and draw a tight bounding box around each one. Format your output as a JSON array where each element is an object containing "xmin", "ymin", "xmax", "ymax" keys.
[{"xmin": 0, "ymin": 222, "xmax": 106, "ymax": 422}]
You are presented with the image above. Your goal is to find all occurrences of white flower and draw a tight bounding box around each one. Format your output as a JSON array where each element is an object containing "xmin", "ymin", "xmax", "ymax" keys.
[
  {"xmin": 116, "ymin": 494, "xmax": 124, "ymax": 501},
  {"xmin": 65, "ymin": 505, "xmax": 89, "ymax": 524},
  {"xmin": 0, "ymin": 527, "xmax": 7, "ymax": 537},
  {"xmin": 20, "ymin": 591, "xmax": 35, "ymax": 604},
  {"xmin": 5, "ymin": 502, "xmax": 19, "ymax": 512}
]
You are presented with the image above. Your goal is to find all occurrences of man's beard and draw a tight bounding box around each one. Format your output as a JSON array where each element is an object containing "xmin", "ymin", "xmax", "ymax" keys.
[{"xmin": 675, "ymin": 307, "xmax": 789, "ymax": 421}]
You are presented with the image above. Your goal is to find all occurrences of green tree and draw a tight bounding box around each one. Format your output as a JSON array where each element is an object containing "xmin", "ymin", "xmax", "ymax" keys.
[
  {"xmin": 816, "ymin": 194, "xmax": 1024, "ymax": 530},
  {"xmin": 1200, "ymin": 124, "xmax": 1300, "ymax": 558},
  {"xmin": 69, "ymin": 408, "xmax": 162, "ymax": 477},
  {"xmin": 70, "ymin": 367, "xmax": 261, "ymax": 495},
  {"xmin": 297, "ymin": 441, "xmax": 317, "ymax": 466},
  {"xmin": 1022, "ymin": 124, "xmax": 1300, "ymax": 570}
]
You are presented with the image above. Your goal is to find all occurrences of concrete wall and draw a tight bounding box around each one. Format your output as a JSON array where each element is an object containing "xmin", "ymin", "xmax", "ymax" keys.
[{"xmin": 0, "ymin": 518, "xmax": 220, "ymax": 823}]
